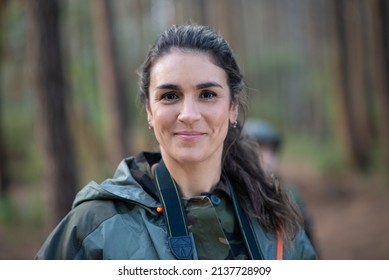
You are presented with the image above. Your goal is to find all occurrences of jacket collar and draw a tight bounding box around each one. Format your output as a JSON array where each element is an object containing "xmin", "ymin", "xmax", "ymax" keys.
[{"xmin": 72, "ymin": 152, "xmax": 161, "ymax": 210}]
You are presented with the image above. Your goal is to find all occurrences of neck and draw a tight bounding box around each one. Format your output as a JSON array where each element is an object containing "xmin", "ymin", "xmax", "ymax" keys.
[{"xmin": 161, "ymin": 152, "xmax": 223, "ymax": 198}]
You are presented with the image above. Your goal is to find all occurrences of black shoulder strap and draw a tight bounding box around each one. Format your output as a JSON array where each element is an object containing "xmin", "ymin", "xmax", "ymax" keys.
[
  {"xmin": 226, "ymin": 178, "xmax": 264, "ymax": 260},
  {"xmin": 154, "ymin": 159, "xmax": 194, "ymax": 260}
]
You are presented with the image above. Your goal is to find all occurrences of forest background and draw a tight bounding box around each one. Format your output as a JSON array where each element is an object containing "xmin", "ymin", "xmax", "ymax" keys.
[{"xmin": 0, "ymin": 0, "xmax": 388, "ymax": 259}]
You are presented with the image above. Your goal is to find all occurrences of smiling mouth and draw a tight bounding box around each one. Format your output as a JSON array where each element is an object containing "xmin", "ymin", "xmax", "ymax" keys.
[{"xmin": 174, "ymin": 131, "xmax": 206, "ymax": 140}]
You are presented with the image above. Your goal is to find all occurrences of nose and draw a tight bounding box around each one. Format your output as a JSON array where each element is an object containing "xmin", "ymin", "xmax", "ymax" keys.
[{"xmin": 177, "ymin": 96, "xmax": 201, "ymax": 124}]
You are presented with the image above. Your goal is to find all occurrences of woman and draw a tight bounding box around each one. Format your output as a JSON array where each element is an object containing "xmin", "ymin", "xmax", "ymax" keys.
[{"xmin": 35, "ymin": 24, "xmax": 317, "ymax": 260}]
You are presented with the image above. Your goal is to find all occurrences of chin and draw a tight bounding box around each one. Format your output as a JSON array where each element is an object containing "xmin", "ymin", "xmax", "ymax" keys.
[
  {"xmin": 173, "ymin": 154, "xmax": 205, "ymax": 164},
  {"xmin": 165, "ymin": 145, "xmax": 223, "ymax": 165},
  {"xmin": 169, "ymin": 149, "xmax": 210, "ymax": 164}
]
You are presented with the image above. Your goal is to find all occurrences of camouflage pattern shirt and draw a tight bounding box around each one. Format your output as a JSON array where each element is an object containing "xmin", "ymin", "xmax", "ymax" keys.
[{"xmin": 183, "ymin": 179, "xmax": 250, "ymax": 260}]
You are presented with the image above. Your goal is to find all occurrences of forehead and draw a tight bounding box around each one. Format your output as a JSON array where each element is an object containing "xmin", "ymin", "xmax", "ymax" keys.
[{"xmin": 150, "ymin": 49, "xmax": 227, "ymax": 85}]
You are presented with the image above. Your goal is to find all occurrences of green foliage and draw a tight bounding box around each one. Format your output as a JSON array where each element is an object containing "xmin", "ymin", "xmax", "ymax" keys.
[
  {"xmin": 367, "ymin": 138, "xmax": 389, "ymax": 176},
  {"xmin": 3, "ymin": 99, "xmax": 43, "ymax": 184},
  {"xmin": 282, "ymin": 132, "xmax": 348, "ymax": 175},
  {"xmin": 245, "ymin": 47, "xmax": 300, "ymax": 127},
  {"xmin": 0, "ymin": 196, "xmax": 18, "ymax": 225},
  {"xmin": 246, "ymin": 47, "xmax": 300, "ymax": 99},
  {"xmin": 0, "ymin": 185, "xmax": 45, "ymax": 227}
]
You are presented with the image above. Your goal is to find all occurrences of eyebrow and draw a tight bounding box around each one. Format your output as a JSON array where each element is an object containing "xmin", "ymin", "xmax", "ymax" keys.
[
  {"xmin": 156, "ymin": 82, "xmax": 223, "ymax": 91},
  {"xmin": 196, "ymin": 82, "xmax": 223, "ymax": 90},
  {"xmin": 156, "ymin": 83, "xmax": 181, "ymax": 90}
]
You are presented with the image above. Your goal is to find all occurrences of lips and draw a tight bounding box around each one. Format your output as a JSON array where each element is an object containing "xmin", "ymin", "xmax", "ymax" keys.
[{"xmin": 174, "ymin": 131, "xmax": 205, "ymax": 140}]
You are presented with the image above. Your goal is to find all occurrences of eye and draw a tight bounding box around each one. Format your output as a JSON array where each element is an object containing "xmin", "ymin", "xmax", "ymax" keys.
[
  {"xmin": 200, "ymin": 90, "xmax": 217, "ymax": 99},
  {"xmin": 160, "ymin": 92, "xmax": 179, "ymax": 101}
]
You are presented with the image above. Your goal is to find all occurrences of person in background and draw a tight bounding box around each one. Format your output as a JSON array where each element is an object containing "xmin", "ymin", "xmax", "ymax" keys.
[
  {"xmin": 35, "ymin": 25, "xmax": 316, "ymax": 260},
  {"xmin": 243, "ymin": 118, "xmax": 318, "ymax": 252}
]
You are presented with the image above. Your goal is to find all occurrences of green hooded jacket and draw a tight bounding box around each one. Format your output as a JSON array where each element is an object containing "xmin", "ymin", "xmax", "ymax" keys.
[{"xmin": 35, "ymin": 152, "xmax": 317, "ymax": 260}]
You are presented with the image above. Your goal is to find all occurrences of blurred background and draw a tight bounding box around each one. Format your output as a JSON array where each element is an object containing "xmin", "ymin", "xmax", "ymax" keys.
[{"xmin": 0, "ymin": 0, "xmax": 388, "ymax": 259}]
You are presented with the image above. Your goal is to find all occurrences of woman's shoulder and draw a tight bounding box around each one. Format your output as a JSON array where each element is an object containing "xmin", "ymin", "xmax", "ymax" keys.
[
  {"xmin": 34, "ymin": 199, "xmax": 120, "ymax": 259},
  {"xmin": 35, "ymin": 198, "xmax": 158, "ymax": 259},
  {"xmin": 68, "ymin": 186, "xmax": 159, "ymax": 235},
  {"xmin": 67, "ymin": 199, "xmax": 119, "ymax": 232}
]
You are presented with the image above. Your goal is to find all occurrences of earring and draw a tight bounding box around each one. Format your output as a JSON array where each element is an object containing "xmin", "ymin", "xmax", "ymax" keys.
[
  {"xmin": 232, "ymin": 120, "xmax": 237, "ymax": 128},
  {"xmin": 148, "ymin": 120, "xmax": 152, "ymax": 130}
]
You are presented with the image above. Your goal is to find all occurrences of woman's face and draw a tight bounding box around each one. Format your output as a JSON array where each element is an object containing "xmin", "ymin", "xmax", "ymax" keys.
[{"xmin": 147, "ymin": 49, "xmax": 238, "ymax": 165}]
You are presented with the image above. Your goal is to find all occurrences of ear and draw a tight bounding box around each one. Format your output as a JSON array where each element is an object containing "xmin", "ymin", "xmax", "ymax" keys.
[{"xmin": 229, "ymin": 102, "xmax": 239, "ymax": 124}]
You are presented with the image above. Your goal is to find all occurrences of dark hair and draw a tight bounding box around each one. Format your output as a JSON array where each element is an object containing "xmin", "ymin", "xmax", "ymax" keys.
[{"xmin": 138, "ymin": 24, "xmax": 302, "ymax": 243}]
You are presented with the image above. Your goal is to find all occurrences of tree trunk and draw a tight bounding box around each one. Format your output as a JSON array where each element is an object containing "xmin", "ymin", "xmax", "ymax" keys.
[
  {"xmin": 332, "ymin": 0, "xmax": 370, "ymax": 170},
  {"xmin": 91, "ymin": 0, "xmax": 129, "ymax": 166},
  {"xmin": 30, "ymin": 0, "xmax": 77, "ymax": 227},
  {"xmin": 370, "ymin": 0, "xmax": 389, "ymax": 167},
  {"xmin": 207, "ymin": 0, "xmax": 240, "ymax": 53},
  {"xmin": 0, "ymin": 75, "xmax": 8, "ymax": 196},
  {"xmin": 379, "ymin": 0, "xmax": 389, "ymax": 167},
  {"xmin": 0, "ymin": 0, "xmax": 9, "ymax": 196}
]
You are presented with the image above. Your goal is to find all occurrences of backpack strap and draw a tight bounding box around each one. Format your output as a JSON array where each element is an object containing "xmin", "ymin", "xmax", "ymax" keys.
[
  {"xmin": 154, "ymin": 159, "xmax": 194, "ymax": 260},
  {"xmin": 228, "ymin": 177, "xmax": 284, "ymax": 260},
  {"xmin": 226, "ymin": 178, "xmax": 264, "ymax": 260}
]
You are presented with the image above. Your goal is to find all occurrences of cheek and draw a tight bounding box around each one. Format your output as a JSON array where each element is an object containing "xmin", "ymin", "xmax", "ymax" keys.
[
  {"xmin": 151, "ymin": 105, "xmax": 176, "ymax": 132},
  {"xmin": 208, "ymin": 107, "xmax": 230, "ymax": 133}
]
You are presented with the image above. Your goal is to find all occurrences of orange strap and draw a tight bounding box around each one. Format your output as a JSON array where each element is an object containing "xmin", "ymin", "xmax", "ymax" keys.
[{"xmin": 277, "ymin": 230, "xmax": 283, "ymax": 260}]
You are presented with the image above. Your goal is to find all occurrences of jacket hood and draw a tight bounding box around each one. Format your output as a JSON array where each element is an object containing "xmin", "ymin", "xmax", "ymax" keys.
[{"xmin": 72, "ymin": 154, "xmax": 161, "ymax": 210}]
